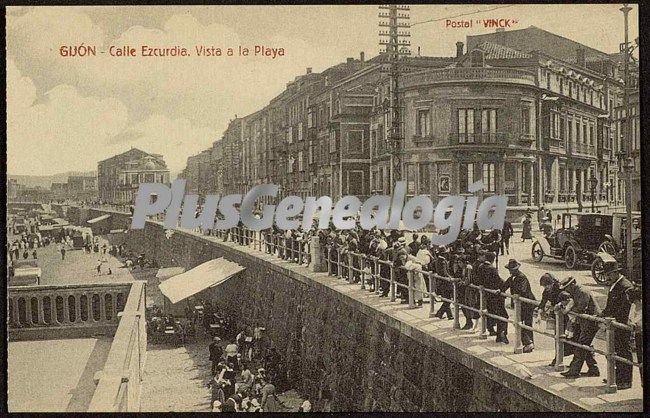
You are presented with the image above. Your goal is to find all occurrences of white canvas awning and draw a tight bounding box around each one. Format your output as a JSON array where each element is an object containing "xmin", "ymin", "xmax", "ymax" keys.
[
  {"xmin": 158, "ymin": 258, "xmax": 245, "ymax": 304},
  {"xmin": 156, "ymin": 267, "xmax": 186, "ymax": 282},
  {"xmin": 88, "ymin": 214, "xmax": 111, "ymax": 224}
]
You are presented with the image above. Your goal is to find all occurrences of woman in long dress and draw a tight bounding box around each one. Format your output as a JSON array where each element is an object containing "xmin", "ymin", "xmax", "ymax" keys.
[{"xmin": 521, "ymin": 214, "xmax": 533, "ymax": 242}]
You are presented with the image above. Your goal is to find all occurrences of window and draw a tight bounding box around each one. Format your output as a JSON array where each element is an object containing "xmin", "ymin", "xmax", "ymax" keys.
[
  {"xmin": 347, "ymin": 171, "xmax": 364, "ymax": 196},
  {"xmin": 407, "ymin": 165, "xmax": 416, "ymax": 194},
  {"xmin": 559, "ymin": 78, "xmax": 564, "ymax": 95},
  {"xmin": 298, "ymin": 151, "xmax": 304, "ymax": 171},
  {"xmin": 298, "ymin": 122, "xmax": 303, "ymax": 141},
  {"xmin": 559, "ymin": 115, "xmax": 566, "ymax": 140},
  {"xmin": 419, "ymin": 164, "xmax": 431, "ymax": 194},
  {"xmin": 459, "ymin": 163, "xmax": 476, "ymax": 192},
  {"xmin": 546, "ymin": 72, "xmax": 551, "ymax": 90},
  {"xmin": 458, "ymin": 109, "xmax": 475, "ymax": 143},
  {"xmin": 481, "ymin": 109, "xmax": 497, "ymax": 141},
  {"xmin": 416, "ymin": 109, "xmax": 431, "ymax": 136},
  {"xmin": 347, "ymin": 130, "xmax": 364, "ymax": 153},
  {"xmin": 288, "ymin": 126, "xmax": 293, "ymax": 144},
  {"xmin": 482, "ymin": 163, "xmax": 496, "ymax": 192},
  {"xmin": 329, "ymin": 130, "xmax": 337, "ymax": 152},
  {"xmin": 309, "ymin": 142, "xmax": 314, "ymax": 164},
  {"xmin": 288, "ymin": 155, "xmax": 295, "ymax": 173},
  {"xmin": 521, "ymin": 107, "xmax": 531, "ymax": 134}
]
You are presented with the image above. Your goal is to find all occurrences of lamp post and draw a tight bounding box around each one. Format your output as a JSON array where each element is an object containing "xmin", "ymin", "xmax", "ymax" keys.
[
  {"xmin": 589, "ymin": 175, "xmax": 598, "ymax": 213},
  {"xmin": 620, "ymin": 3, "xmax": 634, "ymax": 281}
]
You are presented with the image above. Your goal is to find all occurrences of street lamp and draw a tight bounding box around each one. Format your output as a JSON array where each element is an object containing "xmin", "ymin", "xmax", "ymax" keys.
[{"xmin": 589, "ymin": 175, "xmax": 598, "ymax": 212}]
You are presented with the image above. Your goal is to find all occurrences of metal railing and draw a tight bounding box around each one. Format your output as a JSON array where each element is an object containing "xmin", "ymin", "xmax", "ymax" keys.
[
  {"xmin": 206, "ymin": 223, "xmax": 640, "ymax": 395},
  {"xmin": 319, "ymin": 245, "xmax": 640, "ymax": 394}
]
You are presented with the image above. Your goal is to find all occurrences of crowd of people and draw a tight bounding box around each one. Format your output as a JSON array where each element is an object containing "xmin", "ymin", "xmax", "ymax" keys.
[{"xmin": 218, "ymin": 216, "xmax": 643, "ymax": 391}]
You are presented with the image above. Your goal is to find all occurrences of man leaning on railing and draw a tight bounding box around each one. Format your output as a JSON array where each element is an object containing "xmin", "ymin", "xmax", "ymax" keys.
[{"xmin": 559, "ymin": 276, "xmax": 601, "ymax": 379}]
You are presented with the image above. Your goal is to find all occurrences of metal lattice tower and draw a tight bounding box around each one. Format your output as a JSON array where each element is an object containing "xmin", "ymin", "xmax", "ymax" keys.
[{"xmin": 379, "ymin": 4, "xmax": 410, "ymax": 184}]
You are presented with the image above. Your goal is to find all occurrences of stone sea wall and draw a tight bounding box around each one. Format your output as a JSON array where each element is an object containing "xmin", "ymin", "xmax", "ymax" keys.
[{"xmin": 66, "ymin": 210, "xmax": 566, "ymax": 412}]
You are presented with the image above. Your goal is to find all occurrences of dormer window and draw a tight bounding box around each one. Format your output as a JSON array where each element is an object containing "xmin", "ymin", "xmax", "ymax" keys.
[{"xmin": 470, "ymin": 50, "xmax": 485, "ymax": 67}]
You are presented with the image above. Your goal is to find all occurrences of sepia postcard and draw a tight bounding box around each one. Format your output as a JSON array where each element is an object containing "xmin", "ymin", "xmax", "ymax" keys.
[{"xmin": 5, "ymin": 3, "xmax": 645, "ymax": 413}]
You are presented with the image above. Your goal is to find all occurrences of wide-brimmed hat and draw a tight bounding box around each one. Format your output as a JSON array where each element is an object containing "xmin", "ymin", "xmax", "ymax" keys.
[
  {"xmin": 559, "ymin": 276, "xmax": 576, "ymax": 289},
  {"xmin": 397, "ymin": 237, "xmax": 406, "ymax": 245},
  {"xmin": 438, "ymin": 245, "xmax": 449, "ymax": 253},
  {"xmin": 213, "ymin": 336, "xmax": 221, "ymax": 342},
  {"xmin": 505, "ymin": 259, "xmax": 521, "ymax": 270}
]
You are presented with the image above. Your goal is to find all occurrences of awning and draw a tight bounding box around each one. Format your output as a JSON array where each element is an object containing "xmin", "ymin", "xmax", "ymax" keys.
[
  {"xmin": 87, "ymin": 214, "xmax": 111, "ymax": 224},
  {"xmin": 158, "ymin": 258, "xmax": 245, "ymax": 304},
  {"xmin": 156, "ymin": 267, "xmax": 186, "ymax": 281}
]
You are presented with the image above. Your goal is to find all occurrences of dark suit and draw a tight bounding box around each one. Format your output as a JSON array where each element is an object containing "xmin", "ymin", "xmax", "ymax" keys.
[
  {"xmin": 502, "ymin": 271, "xmax": 536, "ymax": 345},
  {"xmin": 434, "ymin": 255, "xmax": 453, "ymax": 318},
  {"xmin": 479, "ymin": 262, "xmax": 508, "ymax": 336},
  {"xmin": 500, "ymin": 221, "xmax": 514, "ymax": 255},
  {"xmin": 565, "ymin": 284, "xmax": 601, "ymax": 374},
  {"xmin": 209, "ymin": 341, "xmax": 223, "ymax": 375},
  {"xmin": 601, "ymin": 276, "xmax": 634, "ymax": 385}
]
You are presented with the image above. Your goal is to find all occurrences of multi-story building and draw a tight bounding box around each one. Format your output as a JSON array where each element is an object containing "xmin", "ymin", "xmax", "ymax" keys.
[
  {"xmin": 179, "ymin": 26, "xmax": 633, "ymax": 221},
  {"xmin": 67, "ymin": 175, "xmax": 98, "ymax": 202},
  {"xmin": 97, "ymin": 148, "xmax": 170, "ymax": 204}
]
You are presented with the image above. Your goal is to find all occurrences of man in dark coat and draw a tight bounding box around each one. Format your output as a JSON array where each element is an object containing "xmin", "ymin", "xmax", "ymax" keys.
[
  {"xmin": 502, "ymin": 259, "xmax": 536, "ymax": 352},
  {"xmin": 408, "ymin": 234, "xmax": 420, "ymax": 255},
  {"xmin": 500, "ymin": 220, "xmax": 514, "ymax": 255},
  {"xmin": 599, "ymin": 262, "xmax": 634, "ymax": 389},
  {"xmin": 434, "ymin": 246, "xmax": 453, "ymax": 319},
  {"xmin": 209, "ymin": 336, "xmax": 223, "ymax": 375},
  {"xmin": 480, "ymin": 252, "xmax": 508, "ymax": 343},
  {"xmin": 560, "ymin": 277, "xmax": 601, "ymax": 378},
  {"xmin": 393, "ymin": 237, "xmax": 409, "ymax": 303},
  {"xmin": 378, "ymin": 236, "xmax": 392, "ymax": 297}
]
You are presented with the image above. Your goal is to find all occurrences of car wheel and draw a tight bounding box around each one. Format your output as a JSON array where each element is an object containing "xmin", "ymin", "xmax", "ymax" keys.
[
  {"xmin": 598, "ymin": 241, "xmax": 617, "ymax": 255},
  {"xmin": 531, "ymin": 242, "xmax": 544, "ymax": 262},
  {"xmin": 591, "ymin": 256, "xmax": 608, "ymax": 285},
  {"xmin": 564, "ymin": 245, "xmax": 577, "ymax": 269}
]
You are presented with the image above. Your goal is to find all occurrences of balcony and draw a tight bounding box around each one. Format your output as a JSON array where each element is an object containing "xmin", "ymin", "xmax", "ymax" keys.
[
  {"xmin": 449, "ymin": 132, "xmax": 508, "ymax": 146},
  {"xmin": 402, "ymin": 67, "xmax": 536, "ymax": 89},
  {"xmin": 571, "ymin": 142, "xmax": 597, "ymax": 157},
  {"xmin": 412, "ymin": 135, "xmax": 436, "ymax": 146},
  {"xmin": 518, "ymin": 133, "xmax": 535, "ymax": 145}
]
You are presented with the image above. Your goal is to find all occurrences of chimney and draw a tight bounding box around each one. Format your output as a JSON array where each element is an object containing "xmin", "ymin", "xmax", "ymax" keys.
[
  {"xmin": 417, "ymin": 46, "xmax": 421, "ymax": 57},
  {"xmin": 346, "ymin": 57, "xmax": 354, "ymax": 64},
  {"xmin": 306, "ymin": 67, "xmax": 312, "ymax": 74},
  {"xmin": 456, "ymin": 41, "xmax": 464, "ymax": 58},
  {"xmin": 576, "ymin": 48, "xmax": 586, "ymax": 67},
  {"xmin": 495, "ymin": 28, "xmax": 505, "ymax": 32},
  {"xmin": 360, "ymin": 51, "xmax": 365, "ymax": 62}
]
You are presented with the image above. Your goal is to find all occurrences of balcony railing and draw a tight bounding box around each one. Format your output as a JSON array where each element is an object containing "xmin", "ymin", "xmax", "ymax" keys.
[
  {"xmin": 449, "ymin": 132, "xmax": 508, "ymax": 146},
  {"xmin": 572, "ymin": 142, "xmax": 597, "ymax": 156},
  {"xmin": 402, "ymin": 67, "xmax": 536, "ymax": 89},
  {"xmin": 7, "ymin": 282, "xmax": 130, "ymax": 334}
]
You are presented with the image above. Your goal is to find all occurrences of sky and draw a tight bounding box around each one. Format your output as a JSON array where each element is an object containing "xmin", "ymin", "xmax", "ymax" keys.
[{"xmin": 6, "ymin": 4, "xmax": 639, "ymax": 176}]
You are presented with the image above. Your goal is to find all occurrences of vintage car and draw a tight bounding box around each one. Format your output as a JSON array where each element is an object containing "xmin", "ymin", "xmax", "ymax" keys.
[
  {"xmin": 531, "ymin": 213, "xmax": 614, "ymax": 269},
  {"xmin": 8, "ymin": 259, "xmax": 42, "ymax": 286},
  {"xmin": 591, "ymin": 212, "xmax": 642, "ymax": 284},
  {"xmin": 12, "ymin": 216, "xmax": 27, "ymax": 235}
]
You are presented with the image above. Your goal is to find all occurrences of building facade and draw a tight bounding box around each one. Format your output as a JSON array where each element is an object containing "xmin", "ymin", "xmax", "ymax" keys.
[
  {"xmin": 98, "ymin": 148, "xmax": 170, "ymax": 204},
  {"xmin": 179, "ymin": 27, "xmax": 634, "ymax": 221}
]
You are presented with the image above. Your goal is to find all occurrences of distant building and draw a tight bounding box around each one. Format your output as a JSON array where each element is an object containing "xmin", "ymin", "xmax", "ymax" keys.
[
  {"xmin": 97, "ymin": 148, "xmax": 170, "ymax": 204},
  {"xmin": 7, "ymin": 179, "xmax": 19, "ymax": 200}
]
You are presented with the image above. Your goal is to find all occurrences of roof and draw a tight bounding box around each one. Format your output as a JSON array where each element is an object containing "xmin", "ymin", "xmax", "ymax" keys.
[
  {"xmin": 158, "ymin": 258, "xmax": 245, "ymax": 304},
  {"xmin": 467, "ymin": 26, "xmax": 614, "ymax": 66},
  {"xmin": 476, "ymin": 42, "xmax": 531, "ymax": 59}
]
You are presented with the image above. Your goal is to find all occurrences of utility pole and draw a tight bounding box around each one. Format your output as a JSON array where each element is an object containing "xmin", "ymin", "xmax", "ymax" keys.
[
  {"xmin": 620, "ymin": 3, "xmax": 634, "ymax": 281},
  {"xmin": 379, "ymin": 4, "xmax": 410, "ymax": 186}
]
